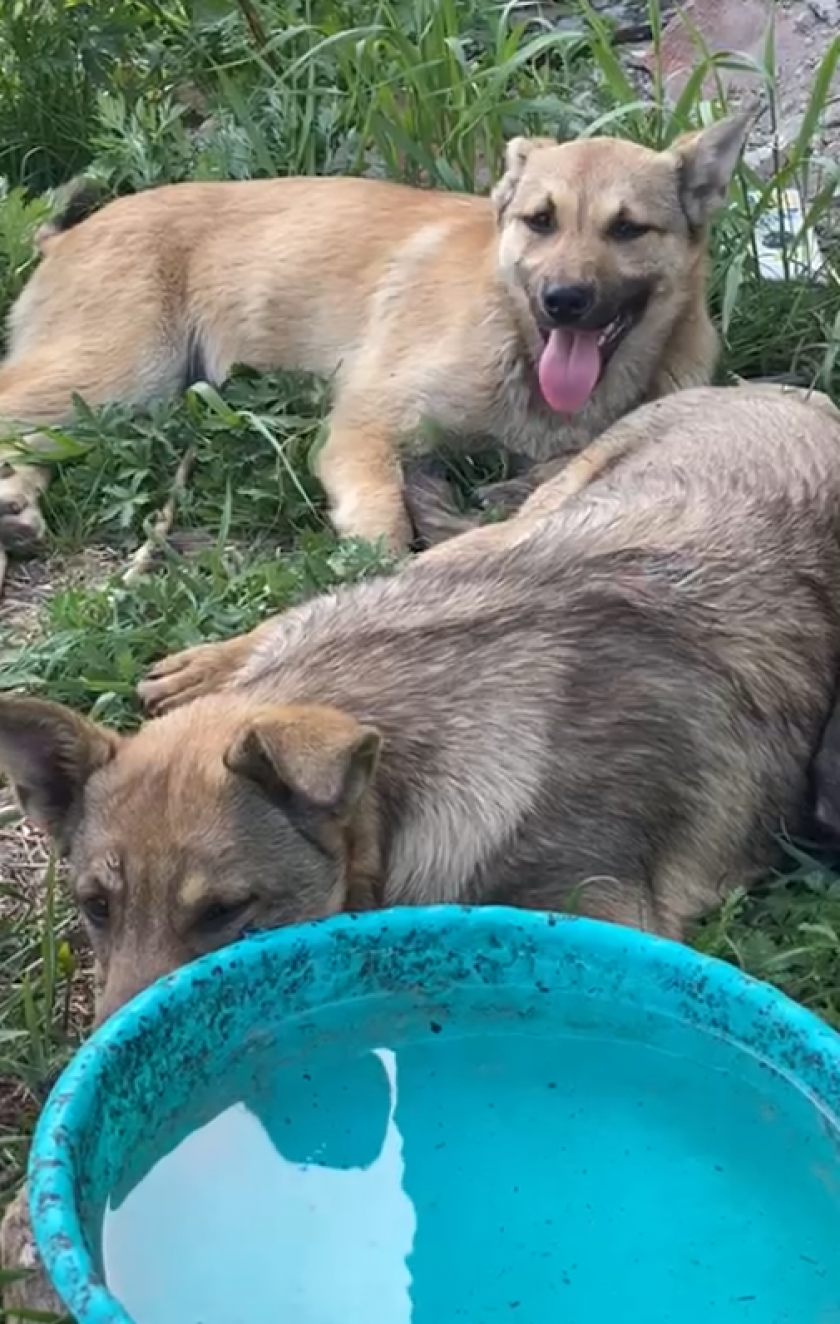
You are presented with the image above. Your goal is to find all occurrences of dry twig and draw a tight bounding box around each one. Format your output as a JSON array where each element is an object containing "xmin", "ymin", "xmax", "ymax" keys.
[{"xmin": 122, "ymin": 446, "xmax": 197, "ymax": 586}]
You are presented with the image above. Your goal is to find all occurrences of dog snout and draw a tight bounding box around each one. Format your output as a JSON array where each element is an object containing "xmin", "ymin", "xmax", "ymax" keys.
[{"xmin": 541, "ymin": 283, "xmax": 597, "ymax": 328}]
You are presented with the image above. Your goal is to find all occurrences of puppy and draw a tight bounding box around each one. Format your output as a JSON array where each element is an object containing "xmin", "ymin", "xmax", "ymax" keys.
[
  {"xmin": 6, "ymin": 381, "xmax": 840, "ymax": 1318},
  {"xmin": 3, "ymin": 383, "xmax": 840, "ymax": 1002},
  {"xmin": 0, "ymin": 117, "xmax": 749, "ymax": 559}
]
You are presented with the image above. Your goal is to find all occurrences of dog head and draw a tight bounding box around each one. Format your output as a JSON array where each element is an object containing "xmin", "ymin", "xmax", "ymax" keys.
[
  {"xmin": 493, "ymin": 115, "xmax": 750, "ymax": 414},
  {"xmin": 0, "ymin": 694, "xmax": 382, "ymax": 1021}
]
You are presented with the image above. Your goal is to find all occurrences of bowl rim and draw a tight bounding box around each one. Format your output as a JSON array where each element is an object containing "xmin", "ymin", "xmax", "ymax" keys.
[{"xmin": 27, "ymin": 905, "xmax": 840, "ymax": 1324}]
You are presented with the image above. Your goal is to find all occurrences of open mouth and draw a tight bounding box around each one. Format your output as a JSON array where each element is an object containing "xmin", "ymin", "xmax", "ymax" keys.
[{"xmin": 536, "ymin": 289, "xmax": 649, "ymax": 416}]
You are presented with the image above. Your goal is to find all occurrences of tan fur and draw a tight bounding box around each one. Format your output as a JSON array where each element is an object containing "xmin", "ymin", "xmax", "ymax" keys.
[
  {"xmin": 415, "ymin": 382, "xmax": 840, "ymax": 564},
  {"xmin": 3, "ymin": 383, "xmax": 840, "ymax": 980},
  {"xmin": 0, "ymin": 117, "xmax": 750, "ymax": 557}
]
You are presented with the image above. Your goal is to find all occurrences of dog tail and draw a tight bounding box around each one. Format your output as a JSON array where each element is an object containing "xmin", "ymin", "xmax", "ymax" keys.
[{"xmin": 34, "ymin": 178, "xmax": 106, "ymax": 255}]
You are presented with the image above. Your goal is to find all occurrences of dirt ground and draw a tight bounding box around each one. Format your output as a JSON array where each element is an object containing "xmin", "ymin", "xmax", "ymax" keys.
[{"xmin": 0, "ymin": 547, "xmax": 119, "ymax": 914}]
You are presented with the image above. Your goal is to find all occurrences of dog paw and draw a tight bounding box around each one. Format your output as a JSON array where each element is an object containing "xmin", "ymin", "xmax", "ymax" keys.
[
  {"xmin": 0, "ymin": 465, "xmax": 47, "ymax": 554},
  {"xmin": 138, "ymin": 641, "xmax": 242, "ymax": 716},
  {"xmin": 1, "ymin": 1185, "xmax": 65, "ymax": 1321},
  {"xmin": 402, "ymin": 468, "xmax": 477, "ymax": 548},
  {"xmin": 475, "ymin": 475, "xmax": 535, "ymax": 516},
  {"xmin": 329, "ymin": 493, "xmax": 414, "ymax": 554}
]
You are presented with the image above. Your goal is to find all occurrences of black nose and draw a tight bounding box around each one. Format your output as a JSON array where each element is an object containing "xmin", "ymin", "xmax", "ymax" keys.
[{"xmin": 541, "ymin": 283, "xmax": 597, "ymax": 327}]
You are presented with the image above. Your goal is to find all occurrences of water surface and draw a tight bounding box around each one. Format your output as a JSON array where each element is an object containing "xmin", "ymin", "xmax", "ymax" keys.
[{"xmin": 100, "ymin": 998, "xmax": 840, "ymax": 1324}]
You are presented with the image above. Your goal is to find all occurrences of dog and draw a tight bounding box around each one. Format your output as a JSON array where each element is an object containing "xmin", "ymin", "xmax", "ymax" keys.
[
  {"xmin": 3, "ymin": 382, "xmax": 840, "ymax": 996},
  {"xmin": 0, "ymin": 116, "xmax": 749, "ymax": 563},
  {"xmin": 6, "ymin": 380, "xmax": 840, "ymax": 1316},
  {"xmin": 409, "ymin": 379, "xmax": 840, "ymax": 555}
]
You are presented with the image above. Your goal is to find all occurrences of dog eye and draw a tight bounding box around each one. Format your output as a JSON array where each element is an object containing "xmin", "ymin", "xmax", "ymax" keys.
[
  {"xmin": 81, "ymin": 895, "xmax": 110, "ymax": 928},
  {"xmin": 523, "ymin": 210, "xmax": 555, "ymax": 235},
  {"xmin": 197, "ymin": 898, "xmax": 254, "ymax": 934},
  {"xmin": 609, "ymin": 216, "xmax": 652, "ymax": 241}
]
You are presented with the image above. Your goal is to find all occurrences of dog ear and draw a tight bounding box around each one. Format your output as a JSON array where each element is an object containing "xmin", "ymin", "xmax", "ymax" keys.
[
  {"xmin": 492, "ymin": 135, "xmax": 558, "ymax": 217},
  {"xmin": 0, "ymin": 696, "xmax": 119, "ymax": 847},
  {"xmin": 224, "ymin": 704, "xmax": 382, "ymax": 823},
  {"xmin": 670, "ymin": 112, "xmax": 751, "ymax": 230},
  {"xmin": 812, "ymin": 700, "xmax": 840, "ymax": 840}
]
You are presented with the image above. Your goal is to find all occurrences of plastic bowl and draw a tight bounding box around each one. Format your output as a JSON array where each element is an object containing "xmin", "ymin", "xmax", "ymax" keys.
[{"xmin": 29, "ymin": 907, "xmax": 840, "ymax": 1324}]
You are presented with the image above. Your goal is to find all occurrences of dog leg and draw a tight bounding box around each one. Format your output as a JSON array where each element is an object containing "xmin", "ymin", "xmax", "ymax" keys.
[
  {"xmin": 315, "ymin": 407, "xmax": 413, "ymax": 552},
  {"xmin": 0, "ymin": 337, "xmax": 189, "ymax": 559},
  {"xmin": 417, "ymin": 436, "xmax": 635, "ymax": 567},
  {"xmin": 0, "ymin": 359, "xmax": 105, "ymax": 556},
  {"xmin": 475, "ymin": 457, "xmax": 552, "ymax": 516},
  {"xmin": 0, "ymin": 451, "xmax": 50, "ymax": 554},
  {"xmin": 493, "ymin": 399, "xmax": 694, "ymax": 526},
  {"xmin": 414, "ymin": 515, "xmax": 533, "ymax": 567},
  {"xmin": 573, "ymin": 878, "xmax": 687, "ymax": 944}
]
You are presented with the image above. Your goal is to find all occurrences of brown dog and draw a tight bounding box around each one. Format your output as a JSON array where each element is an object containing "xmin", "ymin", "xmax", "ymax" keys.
[
  {"xmin": 410, "ymin": 380, "xmax": 840, "ymax": 557},
  {"xmin": 0, "ymin": 117, "xmax": 749, "ymax": 561},
  {"xmin": 3, "ymin": 383, "xmax": 840, "ymax": 1003},
  {"xmin": 5, "ymin": 380, "xmax": 840, "ymax": 1318}
]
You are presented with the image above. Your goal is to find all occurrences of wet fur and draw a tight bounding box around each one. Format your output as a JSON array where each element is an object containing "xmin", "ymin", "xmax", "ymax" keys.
[
  {"xmin": 6, "ymin": 381, "xmax": 840, "ymax": 1316},
  {"xmin": 3, "ymin": 384, "xmax": 840, "ymax": 994}
]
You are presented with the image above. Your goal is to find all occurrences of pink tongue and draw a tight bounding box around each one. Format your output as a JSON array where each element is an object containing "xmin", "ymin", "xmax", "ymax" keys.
[{"xmin": 538, "ymin": 329, "xmax": 601, "ymax": 414}]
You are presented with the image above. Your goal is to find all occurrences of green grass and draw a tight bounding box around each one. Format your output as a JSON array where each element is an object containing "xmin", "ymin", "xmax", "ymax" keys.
[{"xmin": 1, "ymin": 0, "xmax": 840, "ymax": 1303}]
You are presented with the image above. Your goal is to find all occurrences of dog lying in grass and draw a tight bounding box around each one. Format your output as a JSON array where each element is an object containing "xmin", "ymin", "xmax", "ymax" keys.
[
  {"xmin": 3, "ymin": 382, "xmax": 840, "ymax": 1002},
  {"xmin": 5, "ymin": 380, "xmax": 840, "ymax": 1318},
  {"xmin": 0, "ymin": 115, "xmax": 749, "ymax": 562}
]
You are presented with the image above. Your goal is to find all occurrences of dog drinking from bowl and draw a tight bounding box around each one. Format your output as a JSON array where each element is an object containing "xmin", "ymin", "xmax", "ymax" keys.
[
  {"xmin": 4, "ymin": 381, "xmax": 840, "ymax": 1318},
  {"xmin": 3, "ymin": 384, "xmax": 840, "ymax": 1006}
]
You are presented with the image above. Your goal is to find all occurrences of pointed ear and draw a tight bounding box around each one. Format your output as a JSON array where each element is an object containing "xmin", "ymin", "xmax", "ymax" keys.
[
  {"xmin": 492, "ymin": 135, "xmax": 558, "ymax": 218},
  {"xmin": 813, "ymin": 701, "xmax": 840, "ymax": 841},
  {"xmin": 669, "ymin": 112, "xmax": 751, "ymax": 230},
  {"xmin": 0, "ymin": 696, "xmax": 119, "ymax": 847},
  {"xmin": 224, "ymin": 704, "xmax": 382, "ymax": 824}
]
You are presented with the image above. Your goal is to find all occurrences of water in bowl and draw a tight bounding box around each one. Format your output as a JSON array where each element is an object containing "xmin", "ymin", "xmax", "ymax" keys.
[{"xmin": 99, "ymin": 993, "xmax": 840, "ymax": 1324}]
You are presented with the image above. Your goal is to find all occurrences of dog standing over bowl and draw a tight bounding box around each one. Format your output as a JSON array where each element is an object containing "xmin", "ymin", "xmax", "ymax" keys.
[
  {"xmin": 5, "ymin": 381, "xmax": 840, "ymax": 1316},
  {"xmin": 0, "ymin": 116, "xmax": 748, "ymax": 561}
]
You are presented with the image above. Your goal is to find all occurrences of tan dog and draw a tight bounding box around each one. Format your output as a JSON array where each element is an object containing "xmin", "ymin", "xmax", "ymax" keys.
[
  {"xmin": 6, "ymin": 380, "xmax": 840, "ymax": 1317},
  {"xmin": 2, "ymin": 384, "xmax": 840, "ymax": 997},
  {"xmin": 0, "ymin": 116, "xmax": 749, "ymax": 561}
]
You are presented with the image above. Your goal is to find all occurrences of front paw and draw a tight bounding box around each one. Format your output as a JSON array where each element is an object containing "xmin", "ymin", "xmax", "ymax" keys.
[
  {"xmin": 138, "ymin": 645, "xmax": 221, "ymax": 716},
  {"xmin": 475, "ymin": 475, "xmax": 535, "ymax": 516},
  {"xmin": 329, "ymin": 492, "xmax": 414, "ymax": 554},
  {"xmin": 402, "ymin": 466, "xmax": 477, "ymax": 548},
  {"xmin": 138, "ymin": 639, "xmax": 246, "ymax": 716},
  {"xmin": 0, "ymin": 465, "xmax": 47, "ymax": 554}
]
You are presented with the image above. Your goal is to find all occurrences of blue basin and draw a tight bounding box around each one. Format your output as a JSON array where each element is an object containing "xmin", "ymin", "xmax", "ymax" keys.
[{"xmin": 28, "ymin": 907, "xmax": 840, "ymax": 1323}]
